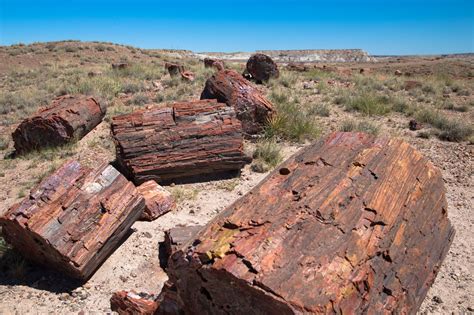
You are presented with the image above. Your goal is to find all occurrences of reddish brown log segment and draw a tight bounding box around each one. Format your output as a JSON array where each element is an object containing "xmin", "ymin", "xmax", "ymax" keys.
[
  {"xmin": 111, "ymin": 99, "xmax": 251, "ymax": 185},
  {"xmin": 200, "ymin": 69, "xmax": 274, "ymax": 135},
  {"xmin": 246, "ymin": 53, "xmax": 279, "ymax": 82},
  {"xmin": 167, "ymin": 132, "xmax": 454, "ymax": 314},
  {"xmin": 0, "ymin": 160, "xmax": 144, "ymax": 280},
  {"xmin": 12, "ymin": 95, "xmax": 105, "ymax": 153},
  {"xmin": 137, "ymin": 180, "xmax": 176, "ymax": 221},
  {"xmin": 110, "ymin": 291, "xmax": 159, "ymax": 315}
]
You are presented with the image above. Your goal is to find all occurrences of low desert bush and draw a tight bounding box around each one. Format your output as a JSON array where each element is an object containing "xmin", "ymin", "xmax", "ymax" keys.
[
  {"xmin": 308, "ymin": 103, "xmax": 330, "ymax": 117},
  {"xmin": 253, "ymin": 140, "xmax": 283, "ymax": 168},
  {"xmin": 415, "ymin": 108, "xmax": 473, "ymax": 142},
  {"xmin": 339, "ymin": 119, "xmax": 380, "ymax": 135}
]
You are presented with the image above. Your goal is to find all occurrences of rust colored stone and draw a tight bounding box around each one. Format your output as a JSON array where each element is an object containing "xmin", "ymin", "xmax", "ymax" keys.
[
  {"xmin": 0, "ymin": 160, "xmax": 144, "ymax": 280},
  {"xmin": 112, "ymin": 62, "xmax": 129, "ymax": 70},
  {"xmin": 200, "ymin": 69, "xmax": 274, "ymax": 135},
  {"xmin": 180, "ymin": 70, "xmax": 195, "ymax": 82},
  {"xmin": 246, "ymin": 53, "xmax": 279, "ymax": 82},
  {"xmin": 111, "ymin": 99, "xmax": 251, "ymax": 184},
  {"xmin": 167, "ymin": 132, "xmax": 454, "ymax": 314},
  {"xmin": 12, "ymin": 95, "xmax": 105, "ymax": 154},
  {"xmin": 110, "ymin": 291, "xmax": 159, "ymax": 315},
  {"xmin": 164, "ymin": 62, "xmax": 184, "ymax": 77},
  {"xmin": 137, "ymin": 180, "xmax": 176, "ymax": 221},
  {"xmin": 203, "ymin": 58, "xmax": 224, "ymax": 71}
]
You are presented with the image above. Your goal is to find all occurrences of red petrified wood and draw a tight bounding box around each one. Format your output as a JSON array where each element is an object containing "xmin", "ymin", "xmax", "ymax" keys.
[
  {"xmin": 12, "ymin": 95, "xmax": 105, "ymax": 153},
  {"xmin": 164, "ymin": 62, "xmax": 184, "ymax": 77},
  {"xmin": 200, "ymin": 69, "xmax": 274, "ymax": 135},
  {"xmin": 0, "ymin": 160, "xmax": 144, "ymax": 280},
  {"xmin": 167, "ymin": 132, "xmax": 455, "ymax": 314},
  {"xmin": 137, "ymin": 180, "xmax": 176, "ymax": 221},
  {"xmin": 246, "ymin": 53, "xmax": 279, "ymax": 82},
  {"xmin": 110, "ymin": 291, "xmax": 159, "ymax": 315},
  {"xmin": 111, "ymin": 99, "xmax": 251, "ymax": 184}
]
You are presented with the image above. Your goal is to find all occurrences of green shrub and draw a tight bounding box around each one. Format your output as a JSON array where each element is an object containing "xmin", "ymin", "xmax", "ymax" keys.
[
  {"xmin": 339, "ymin": 119, "xmax": 380, "ymax": 135},
  {"xmin": 308, "ymin": 103, "xmax": 330, "ymax": 117},
  {"xmin": 253, "ymin": 140, "xmax": 283, "ymax": 168},
  {"xmin": 415, "ymin": 108, "xmax": 473, "ymax": 142},
  {"xmin": 345, "ymin": 93, "xmax": 391, "ymax": 116},
  {"xmin": 128, "ymin": 93, "xmax": 150, "ymax": 106}
]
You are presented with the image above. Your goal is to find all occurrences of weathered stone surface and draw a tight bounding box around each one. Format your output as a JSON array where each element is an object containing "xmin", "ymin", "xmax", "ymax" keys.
[
  {"xmin": 167, "ymin": 132, "xmax": 454, "ymax": 314},
  {"xmin": 0, "ymin": 160, "xmax": 144, "ymax": 280},
  {"xmin": 165, "ymin": 62, "xmax": 184, "ymax": 77},
  {"xmin": 111, "ymin": 99, "xmax": 251, "ymax": 184},
  {"xmin": 110, "ymin": 291, "xmax": 159, "ymax": 315},
  {"xmin": 137, "ymin": 180, "xmax": 176, "ymax": 221},
  {"xmin": 286, "ymin": 62, "xmax": 310, "ymax": 72},
  {"xmin": 200, "ymin": 69, "xmax": 274, "ymax": 135},
  {"xmin": 12, "ymin": 95, "xmax": 105, "ymax": 153},
  {"xmin": 246, "ymin": 53, "xmax": 279, "ymax": 82},
  {"xmin": 204, "ymin": 58, "xmax": 224, "ymax": 70},
  {"xmin": 162, "ymin": 225, "xmax": 203, "ymax": 268},
  {"xmin": 112, "ymin": 62, "xmax": 129, "ymax": 70},
  {"xmin": 409, "ymin": 119, "xmax": 423, "ymax": 131},
  {"xmin": 180, "ymin": 70, "xmax": 195, "ymax": 82}
]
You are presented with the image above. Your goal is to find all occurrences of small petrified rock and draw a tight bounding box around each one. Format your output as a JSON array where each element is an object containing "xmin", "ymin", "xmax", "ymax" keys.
[
  {"xmin": 112, "ymin": 63, "xmax": 129, "ymax": 70},
  {"xmin": 409, "ymin": 119, "xmax": 423, "ymax": 130},
  {"xmin": 246, "ymin": 53, "xmax": 279, "ymax": 82},
  {"xmin": 110, "ymin": 291, "xmax": 159, "ymax": 315},
  {"xmin": 395, "ymin": 69, "xmax": 403, "ymax": 76},
  {"xmin": 180, "ymin": 70, "xmax": 195, "ymax": 82},
  {"xmin": 137, "ymin": 180, "xmax": 176, "ymax": 221},
  {"xmin": 404, "ymin": 80, "xmax": 422, "ymax": 91},
  {"xmin": 164, "ymin": 62, "xmax": 184, "ymax": 77}
]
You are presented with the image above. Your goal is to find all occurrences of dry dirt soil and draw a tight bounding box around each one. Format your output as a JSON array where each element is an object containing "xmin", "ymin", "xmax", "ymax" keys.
[{"xmin": 0, "ymin": 41, "xmax": 472, "ymax": 314}]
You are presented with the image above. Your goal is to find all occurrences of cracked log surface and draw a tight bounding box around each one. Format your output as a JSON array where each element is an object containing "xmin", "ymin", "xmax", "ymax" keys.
[
  {"xmin": 167, "ymin": 132, "xmax": 455, "ymax": 314},
  {"xmin": 200, "ymin": 69, "xmax": 274, "ymax": 135},
  {"xmin": 110, "ymin": 291, "xmax": 159, "ymax": 315},
  {"xmin": 111, "ymin": 99, "xmax": 251, "ymax": 185},
  {"xmin": 0, "ymin": 160, "xmax": 144, "ymax": 280},
  {"xmin": 12, "ymin": 95, "xmax": 105, "ymax": 153}
]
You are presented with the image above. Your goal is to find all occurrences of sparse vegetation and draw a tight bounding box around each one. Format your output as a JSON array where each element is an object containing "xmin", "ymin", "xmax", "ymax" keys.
[
  {"xmin": 339, "ymin": 119, "xmax": 380, "ymax": 135},
  {"xmin": 171, "ymin": 187, "xmax": 199, "ymax": 203},
  {"xmin": 253, "ymin": 140, "xmax": 283, "ymax": 168},
  {"xmin": 415, "ymin": 108, "xmax": 473, "ymax": 142}
]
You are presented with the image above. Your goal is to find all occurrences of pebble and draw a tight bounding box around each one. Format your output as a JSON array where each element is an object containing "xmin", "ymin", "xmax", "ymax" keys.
[{"xmin": 432, "ymin": 296, "xmax": 443, "ymax": 304}]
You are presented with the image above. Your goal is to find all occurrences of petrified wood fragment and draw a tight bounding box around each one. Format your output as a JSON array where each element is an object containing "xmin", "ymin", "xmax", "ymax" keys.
[
  {"xmin": 200, "ymin": 70, "xmax": 274, "ymax": 135},
  {"xmin": 0, "ymin": 160, "xmax": 144, "ymax": 280},
  {"xmin": 12, "ymin": 95, "xmax": 105, "ymax": 153},
  {"xmin": 167, "ymin": 132, "xmax": 455, "ymax": 314},
  {"xmin": 137, "ymin": 180, "xmax": 176, "ymax": 221},
  {"xmin": 246, "ymin": 53, "xmax": 279, "ymax": 82},
  {"xmin": 161, "ymin": 225, "xmax": 203, "ymax": 268},
  {"xmin": 110, "ymin": 291, "xmax": 159, "ymax": 315},
  {"xmin": 111, "ymin": 100, "xmax": 251, "ymax": 184},
  {"xmin": 164, "ymin": 62, "xmax": 184, "ymax": 77}
]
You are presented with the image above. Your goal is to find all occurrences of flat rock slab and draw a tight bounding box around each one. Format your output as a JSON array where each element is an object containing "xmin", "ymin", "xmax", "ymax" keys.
[
  {"xmin": 167, "ymin": 132, "xmax": 454, "ymax": 314},
  {"xmin": 0, "ymin": 160, "xmax": 144, "ymax": 280}
]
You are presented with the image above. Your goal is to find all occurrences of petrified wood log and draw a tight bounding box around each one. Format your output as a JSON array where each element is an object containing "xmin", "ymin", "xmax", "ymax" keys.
[
  {"xmin": 0, "ymin": 160, "xmax": 144, "ymax": 280},
  {"xmin": 111, "ymin": 99, "xmax": 251, "ymax": 184},
  {"xmin": 112, "ymin": 62, "xmax": 129, "ymax": 70},
  {"xmin": 200, "ymin": 69, "xmax": 274, "ymax": 135},
  {"xmin": 167, "ymin": 132, "xmax": 454, "ymax": 314},
  {"xmin": 137, "ymin": 180, "xmax": 176, "ymax": 221},
  {"xmin": 180, "ymin": 70, "xmax": 195, "ymax": 82},
  {"xmin": 12, "ymin": 95, "xmax": 105, "ymax": 154},
  {"xmin": 246, "ymin": 53, "xmax": 279, "ymax": 82},
  {"xmin": 111, "ymin": 291, "xmax": 159, "ymax": 315},
  {"xmin": 165, "ymin": 62, "xmax": 184, "ymax": 77},
  {"xmin": 203, "ymin": 58, "xmax": 224, "ymax": 71}
]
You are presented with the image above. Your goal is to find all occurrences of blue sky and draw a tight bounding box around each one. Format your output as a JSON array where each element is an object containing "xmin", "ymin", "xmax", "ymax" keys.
[{"xmin": 0, "ymin": 0, "xmax": 473, "ymax": 55}]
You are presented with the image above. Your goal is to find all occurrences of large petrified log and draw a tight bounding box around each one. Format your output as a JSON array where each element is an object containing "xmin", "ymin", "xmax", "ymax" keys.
[
  {"xmin": 246, "ymin": 53, "xmax": 279, "ymax": 82},
  {"xmin": 137, "ymin": 180, "xmax": 176, "ymax": 221},
  {"xmin": 167, "ymin": 132, "xmax": 455, "ymax": 314},
  {"xmin": 161, "ymin": 225, "xmax": 203, "ymax": 268},
  {"xmin": 164, "ymin": 62, "xmax": 184, "ymax": 77},
  {"xmin": 111, "ymin": 99, "xmax": 251, "ymax": 184},
  {"xmin": 0, "ymin": 160, "xmax": 144, "ymax": 280},
  {"xmin": 12, "ymin": 95, "xmax": 105, "ymax": 153},
  {"xmin": 200, "ymin": 69, "xmax": 274, "ymax": 135}
]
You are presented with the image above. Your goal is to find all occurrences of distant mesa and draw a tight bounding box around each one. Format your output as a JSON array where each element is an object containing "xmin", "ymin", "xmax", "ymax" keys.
[{"xmin": 195, "ymin": 49, "xmax": 376, "ymax": 63}]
